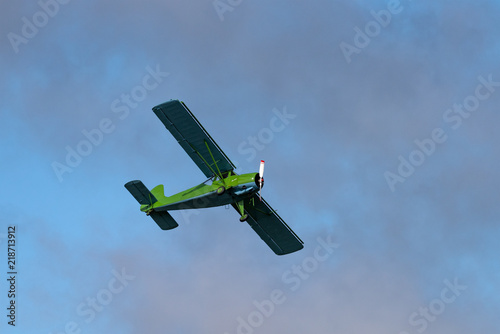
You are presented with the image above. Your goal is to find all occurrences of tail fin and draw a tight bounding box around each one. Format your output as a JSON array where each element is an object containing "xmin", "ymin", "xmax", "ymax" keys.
[{"xmin": 125, "ymin": 180, "xmax": 178, "ymax": 230}]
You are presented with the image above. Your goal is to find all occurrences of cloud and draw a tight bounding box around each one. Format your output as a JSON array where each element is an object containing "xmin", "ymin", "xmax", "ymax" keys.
[{"xmin": 2, "ymin": 0, "xmax": 500, "ymax": 333}]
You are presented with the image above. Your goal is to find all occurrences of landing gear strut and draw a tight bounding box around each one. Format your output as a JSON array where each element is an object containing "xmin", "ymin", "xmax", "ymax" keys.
[{"xmin": 236, "ymin": 200, "xmax": 248, "ymax": 222}]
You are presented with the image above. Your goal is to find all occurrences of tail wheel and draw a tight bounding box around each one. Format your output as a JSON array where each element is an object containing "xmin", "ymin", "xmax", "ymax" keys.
[
  {"xmin": 217, "ymin": 186, "xmax": 226, "ymax": 195},
  {"xmin": 239, "ymin": 214, "xmax": 249, "ymax": 222}
]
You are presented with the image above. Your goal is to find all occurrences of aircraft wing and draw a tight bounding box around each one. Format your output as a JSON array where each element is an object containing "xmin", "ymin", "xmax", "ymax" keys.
[
  {"xmin": 233, "ymin": 195, "xmax": 304, "ymax": 255},
  {"xmin": 152, "ymin": 100, "xmax": 236, "ymax": 178}
]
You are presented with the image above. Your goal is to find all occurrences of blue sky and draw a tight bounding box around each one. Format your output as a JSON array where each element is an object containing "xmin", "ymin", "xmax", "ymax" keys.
[{"xmin": 1, "ymin": 0, "xmax": 500, "ymax": 333}]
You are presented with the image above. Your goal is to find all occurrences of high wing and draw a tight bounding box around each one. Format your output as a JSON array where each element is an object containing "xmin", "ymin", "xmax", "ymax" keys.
[
  {"xmin": 233, "ymin": 195, "xmax": 304, "ymax": 255},
  {"xmin": 152, "ymin": 100, "xmax": 236, "ymax": 178}
]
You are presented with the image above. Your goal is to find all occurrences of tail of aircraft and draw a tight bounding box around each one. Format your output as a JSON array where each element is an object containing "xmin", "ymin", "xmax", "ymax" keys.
[{"xmin": 124, "ymin": 180, "xmax": 178, "ymax": 230}]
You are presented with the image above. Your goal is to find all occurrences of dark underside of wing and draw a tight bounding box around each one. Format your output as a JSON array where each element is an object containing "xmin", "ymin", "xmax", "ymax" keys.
[
  {"xmin": 152, "ymin": 100, "xmax": 235, "ymax": 178},
  {"xmin": 233, "ymin": 195, "xmax": 304, "ymax": 255}
]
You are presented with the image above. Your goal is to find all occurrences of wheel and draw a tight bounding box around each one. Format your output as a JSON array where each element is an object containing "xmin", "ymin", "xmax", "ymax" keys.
[
  {"xmin": 217, "ymin": 186, "xmax": 226, "ymax": 195},
  {"xmin": 239, "ymin": 214, "xmax": 249, "ymax": 222}
]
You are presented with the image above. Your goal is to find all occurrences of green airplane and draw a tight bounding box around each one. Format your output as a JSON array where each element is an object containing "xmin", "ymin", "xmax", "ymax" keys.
[{"xmin": 125, "ymin": 100, "xmax": 303, "ymax": 255}]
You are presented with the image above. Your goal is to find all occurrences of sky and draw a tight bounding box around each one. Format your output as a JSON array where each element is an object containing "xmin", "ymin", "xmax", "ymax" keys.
[{"xmin": 1, "ymin": 0, "xmax": 499, "ymax": 333}]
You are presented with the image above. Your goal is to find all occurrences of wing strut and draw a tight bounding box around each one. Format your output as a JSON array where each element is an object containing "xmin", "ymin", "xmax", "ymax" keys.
[
  {"xmin": 205, "ymin": 140, "xmax": 225, "ymax": 184},
  {"xmin": 190, "ymin": 140, "xmax": 226, "ymax": 184}
]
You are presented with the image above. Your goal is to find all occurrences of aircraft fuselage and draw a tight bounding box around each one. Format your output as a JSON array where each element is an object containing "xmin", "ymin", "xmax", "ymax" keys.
[{"xmin": 140, "ymin": 172, "xmax": 262, "ymax": 212}]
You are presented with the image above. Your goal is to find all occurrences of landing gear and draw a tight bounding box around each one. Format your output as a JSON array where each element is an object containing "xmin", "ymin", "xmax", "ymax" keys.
[
  {"xmin": 217, "ymin": 186, "xmax": 226, "ymax": 195},
  {"xmin": 236, "ymin": 200, "xmax": 248, "ymax": 222}
]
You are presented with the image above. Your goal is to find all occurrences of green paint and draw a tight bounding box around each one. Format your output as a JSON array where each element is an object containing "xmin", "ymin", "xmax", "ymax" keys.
[{"xmin": 140, "ymin": 172, "xmax": 258, "ymax": 213}]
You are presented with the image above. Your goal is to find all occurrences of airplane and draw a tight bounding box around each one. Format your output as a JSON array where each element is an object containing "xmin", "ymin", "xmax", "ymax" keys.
[{"xmin": 124, "ymin": 100, "xmax": 303, "ymax": 255}]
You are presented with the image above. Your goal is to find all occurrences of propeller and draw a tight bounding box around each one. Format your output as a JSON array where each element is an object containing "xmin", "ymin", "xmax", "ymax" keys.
[{"xmin": 258, "ymin": 160, "xmax": 265, "ymax": 200}]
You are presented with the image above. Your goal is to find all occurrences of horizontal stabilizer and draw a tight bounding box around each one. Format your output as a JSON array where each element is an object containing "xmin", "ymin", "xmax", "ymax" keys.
[
  {"xmin": 124, "ymin": 180, "xmax": 157, "ymax": 205},
  {"xmin": 149, "ymin": 211, "xmax": 179, "ymax": 230}
]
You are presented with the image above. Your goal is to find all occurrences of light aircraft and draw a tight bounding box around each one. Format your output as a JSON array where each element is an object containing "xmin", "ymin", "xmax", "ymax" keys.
[{"xmin": 125, "ymin": 100, "xmax": 303, "ymax": 255}]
